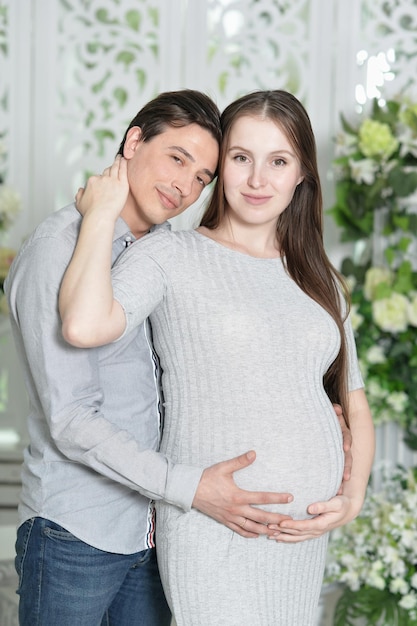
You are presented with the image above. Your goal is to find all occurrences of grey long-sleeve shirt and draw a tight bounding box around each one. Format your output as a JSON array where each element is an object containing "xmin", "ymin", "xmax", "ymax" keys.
[{"xmin": 5, "ymin": 204, "xmax": 202, "ymax": 554}]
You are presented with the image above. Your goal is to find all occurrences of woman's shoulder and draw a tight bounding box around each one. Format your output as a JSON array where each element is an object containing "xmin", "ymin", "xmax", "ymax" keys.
[{"xmin": 126, "ymin": 227, "xmax": 199, "ymax": 257}]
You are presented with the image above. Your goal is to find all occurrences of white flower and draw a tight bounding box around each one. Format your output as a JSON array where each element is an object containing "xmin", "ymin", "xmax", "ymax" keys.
[
  {"xmin": 373, "ymin": 292, "xmax": 409, "ymax": 333},
  {"xmin": 367, "ymin": 570, "xmax": 386, "ymax": 590},
  {"xmin": 397, "ymin": 126, "xmax": 417, "ymax": 158},
  {"xmin": 350, "ymin": 303, "xmax": 364, "ymax": 330},
  {"xmin": 345, "ymin": 275, "xmax": 356, "ymax": 293},
  {"xmin": 390, "ymin": 577, "xmax": 409, "ymax": 595},
  {"xmin": 349, "ymin": 157, "xmax": 378, "ymax": 184},
  {"xmin": 411, "ymin": 573, "xmax": 417, "ymax": 589},
  {"xmin": 334, "ymin": 131, "xmax": 357, "ymax": 158},
  {"xmin": 0, "ymin": 184, "xmax": 21, "ymax": 231},
  {"xmin": 386, "ymin": 391, "xmax": 408, "ymax": 413},
  {"xmin": 366, "ymin": 345, "xmax": 386, "ymax": 364},
  {"xmin": 399, "ymin": 593, "xmax": 417, "ymax": 610},
  {"xmin": 367, "ymin": 379, "xmax": 388, "ymax": 399},
  {"xmin": 364, "ymin": 266, "xmax": 392, "ymax": 301}
]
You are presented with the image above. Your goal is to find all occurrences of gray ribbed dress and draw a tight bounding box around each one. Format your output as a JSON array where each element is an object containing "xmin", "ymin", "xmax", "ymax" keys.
[{"xmin": 111, "ymin": 229, "xmax": 363, "ymax": 626}]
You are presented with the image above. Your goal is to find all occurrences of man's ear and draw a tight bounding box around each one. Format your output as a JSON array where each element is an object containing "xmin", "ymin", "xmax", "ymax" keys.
[{"xmin": 123, "ymin": 126, "xmax": 143, "ymax": 159}]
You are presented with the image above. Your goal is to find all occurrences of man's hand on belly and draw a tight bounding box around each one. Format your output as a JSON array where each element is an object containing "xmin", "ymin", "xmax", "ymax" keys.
[{"xmin": 192, "ymin": 450, "xmax": 294, "ymax": 538}]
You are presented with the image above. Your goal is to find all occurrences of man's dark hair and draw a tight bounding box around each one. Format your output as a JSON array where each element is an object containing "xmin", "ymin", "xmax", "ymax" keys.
[{"xmin": 117, "ymin": 89, "xmax": 221, "ymax": 156}]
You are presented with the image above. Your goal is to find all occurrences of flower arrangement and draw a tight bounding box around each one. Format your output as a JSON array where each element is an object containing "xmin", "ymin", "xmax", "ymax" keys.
[
  {"xmin": 0, "ymin": 139, "xmax": 20, "ymax": 312},
  {"xmin": 346, "ymin": 262, "xmax": 417, "ymax": 444},
  {"xmin": 329, "ymin": 96, "xmax": 417, "ymax": 448},
  {"xmin": 330, "ymin": 97, "xmax": 417, "ymax": 242},
  {"xmin": 325, "ymin": 466, "xmax": 417, "ymax": 625},
  {"xmin": 0, "ymin": 139, "xmax": 20, "ymax": 235}
]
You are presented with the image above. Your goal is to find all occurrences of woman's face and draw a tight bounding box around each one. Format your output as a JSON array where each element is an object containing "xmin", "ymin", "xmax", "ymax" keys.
[{"xmin": 222, "ymin": 114, "xmax": 304, "ymax": 230}]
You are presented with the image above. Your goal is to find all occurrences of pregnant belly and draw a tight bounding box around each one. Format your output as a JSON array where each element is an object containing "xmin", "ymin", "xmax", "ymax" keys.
[{"xmin": 231, "ymin": 438, "xmax": 344, "ymax": 520}]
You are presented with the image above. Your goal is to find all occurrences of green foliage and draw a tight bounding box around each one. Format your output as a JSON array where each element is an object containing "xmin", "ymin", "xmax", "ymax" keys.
[
  {"xmin": 334, "ymin": 587, "xmax": 417, "ymax": 626},
  {"xmin": 329, "ymin": 97, "xmax": 417, "ymax": 446}
]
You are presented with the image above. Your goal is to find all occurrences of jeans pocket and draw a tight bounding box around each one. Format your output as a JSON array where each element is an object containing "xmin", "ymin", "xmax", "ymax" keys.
[
  {"xmin": 15, "ymin": 518, "xmax": 35, "ymax": 591},
  {"xmin": 42, "ymin": 524, "xmax": 79, "ymax": 542}
]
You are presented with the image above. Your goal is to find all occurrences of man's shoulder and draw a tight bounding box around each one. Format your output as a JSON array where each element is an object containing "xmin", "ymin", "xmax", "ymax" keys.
[{"xmin": 29, "ymin": 203, "xmax": 81, "ymax": 243}]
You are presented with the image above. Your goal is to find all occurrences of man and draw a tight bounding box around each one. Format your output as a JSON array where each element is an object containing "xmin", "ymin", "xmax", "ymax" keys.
[{"xmin": 6, "ymin": 89, "xmax": 351, "ymax": 625}]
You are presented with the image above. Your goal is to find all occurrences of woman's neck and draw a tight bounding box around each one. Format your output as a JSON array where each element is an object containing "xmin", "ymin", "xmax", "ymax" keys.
[{"xmin": 198, "ymin": 219, "xmax": 281, "ymax": 259}]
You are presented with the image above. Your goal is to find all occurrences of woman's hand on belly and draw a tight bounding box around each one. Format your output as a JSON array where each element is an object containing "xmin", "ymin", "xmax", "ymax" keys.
[{"xmin": 267, "ymin": 491, "xmax": 364, "ymax": 542}]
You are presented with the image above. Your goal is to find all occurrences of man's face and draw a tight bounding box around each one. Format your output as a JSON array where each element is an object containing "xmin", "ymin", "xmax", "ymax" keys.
[{"xmin": 121, "ymin": 123, "xmax": 219, "ymax": 235}]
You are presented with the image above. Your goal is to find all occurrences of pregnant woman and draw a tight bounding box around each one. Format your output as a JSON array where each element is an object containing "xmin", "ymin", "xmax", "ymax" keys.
[{"xmin": 59, "ymin": 90, "xmax": 374, "ymax": 625}]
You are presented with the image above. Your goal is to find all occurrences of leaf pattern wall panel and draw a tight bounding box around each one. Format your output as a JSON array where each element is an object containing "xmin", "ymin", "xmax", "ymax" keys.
[
  {"xmin": 54, "ymin": 0, "xmax": 164, "ymax": 211},
  {"xmin": 358, "ymin": 0, "xmax": 417, "ymax": 103},
  {"xmin": 200, "ymin": 0, "xmax": 312, "ymax": 112}
]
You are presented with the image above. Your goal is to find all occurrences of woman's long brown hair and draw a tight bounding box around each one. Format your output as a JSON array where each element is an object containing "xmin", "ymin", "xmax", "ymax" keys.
[{"xmin": 200, "ymin": 90, "xmax": 350, "ymax": 424}]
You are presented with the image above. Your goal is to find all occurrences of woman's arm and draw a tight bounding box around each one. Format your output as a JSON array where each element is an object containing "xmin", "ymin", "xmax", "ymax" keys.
[
  {"xmin": 59, "ymin": 156, "xmax": 129, "ymax": 347},
  {"xmin": 271, "ymin": 387, "xmax": 375, "ymax": 542}
]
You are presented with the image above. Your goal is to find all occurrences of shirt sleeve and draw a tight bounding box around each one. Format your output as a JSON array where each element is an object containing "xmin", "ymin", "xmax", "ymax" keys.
[
  {"xmin": 6, "ymin": 235, "xmax": 202, "ymax": 511},
  {"xmin": 111, "ymin": 230, "xmax": 173, "ymax": 337}
]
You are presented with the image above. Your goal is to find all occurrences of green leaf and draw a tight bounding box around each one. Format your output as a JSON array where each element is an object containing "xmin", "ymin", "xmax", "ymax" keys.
[
  {"xmin": 126, "ymin": 10, "xmax": 141, "ymax": 31},
  {"xmin": 389, "ymin": 168, "xmax": 417, "ymax": 197},
  {"xmin": 95, "ymin": 9, "xmax": 118, "ymax": 25},
  {"xmin": 113, "ymin": 87, "xmax": 127, "ymax": 108},
  {"xmin": 93, "ymin": 128, "xmax": 116, "ymax": 157},
  {"xmin": 135, "ymin": 68, "xmax": 146, "ymax": 90},
  {"xmin": 116, "ymin": 50, "xmax": 136, "ymax": 68},
  {"xmin": 334, "ymin": 587, "xmax": 410, "ymax": 626},
  {"xmin": 218, "ymin": 71, "xmax": 229, "ymax": 95}
]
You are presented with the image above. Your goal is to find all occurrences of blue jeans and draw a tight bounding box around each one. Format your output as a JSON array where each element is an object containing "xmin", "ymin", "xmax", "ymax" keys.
[{"xmin": 15, "ymin": 517, "xmax": 171, "ymax": 626}]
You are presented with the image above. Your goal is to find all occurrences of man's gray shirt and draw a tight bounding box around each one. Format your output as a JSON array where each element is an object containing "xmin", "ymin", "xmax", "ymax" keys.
[{"xmin": 5, "ymin": 204, "xmax": 202, "ymax": 554}]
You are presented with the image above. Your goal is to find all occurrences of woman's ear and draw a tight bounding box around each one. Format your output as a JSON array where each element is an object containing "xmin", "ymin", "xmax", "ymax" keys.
[{"xmin": 123, "ymin": 126, "xmax": 143, "ymax": 159}]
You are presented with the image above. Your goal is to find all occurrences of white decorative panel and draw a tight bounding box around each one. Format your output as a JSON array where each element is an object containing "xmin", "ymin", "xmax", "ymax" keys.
[
  {"xmin": 54, "ymin": 0, "xmax": 165, "ymax": 209},
  {"xmin": 204, "ymin": 0, "xmax": 312, "ymax": 105},
  {"xmin": 358, "ymin": 0, "xmax": 417, "ymax": 102}
]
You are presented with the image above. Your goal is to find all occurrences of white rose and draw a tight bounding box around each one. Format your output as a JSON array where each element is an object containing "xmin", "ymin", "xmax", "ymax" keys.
[
  {"xmin": 386, "ymin": 391, "xmax": 408, "ymax": 413},
  {"xmin": 373, "ymin": 293, "xmax": 409, "ymax": 332},
  {"xmin": 367, "ymin": 571, "xmax": 386, "ymax": 590},
  {"xmin": 350, "ymin": 304, "xmax": 364, "ymax": 331},
  {"xmin": 367, "ymin": 379, "xmax": 388, "ymax": 399},
  {"xmin": 345, "ymin": 275, "xmax": 357, "ymax": 293},
  {"xmin": 366, "ymin": 345, "xmax": 386, "ymax": 364},
  {"xmin": 390, "ymin": 577, "xmax": 409, "ymax": 595},
  {"xmin": 399, "ymin": 593, "xmax": 417, "ymax": 610},
  {"xmin": 364, "ymin": 267, "xmax": 392, "ymax": 301}
]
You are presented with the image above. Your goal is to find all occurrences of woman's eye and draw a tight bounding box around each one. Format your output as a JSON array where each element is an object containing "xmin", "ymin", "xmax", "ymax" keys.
[
  {"xmin": 273, "ymin": 158, "xmax": 286, "ymax": 166},
  {"xmin": 234, "ymin": 155, "xmax": 248, "ymax": 163}
]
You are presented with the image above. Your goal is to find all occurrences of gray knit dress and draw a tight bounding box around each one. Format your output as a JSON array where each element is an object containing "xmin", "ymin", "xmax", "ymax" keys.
[{"xmin": 112, "ymin": 229, "xmax": 363, "ymax": 626}]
